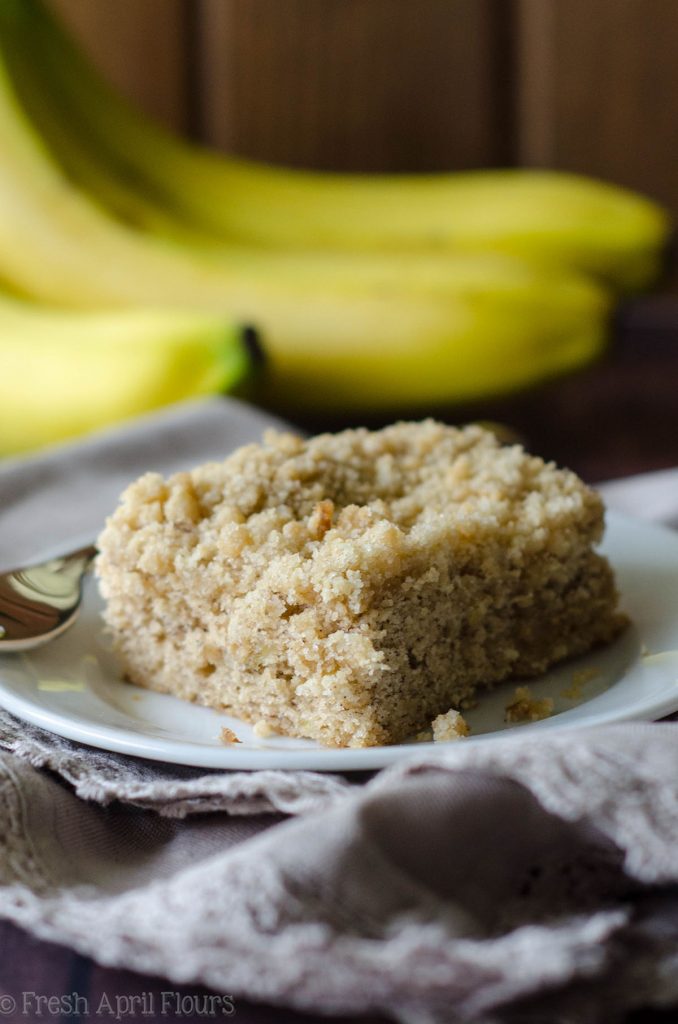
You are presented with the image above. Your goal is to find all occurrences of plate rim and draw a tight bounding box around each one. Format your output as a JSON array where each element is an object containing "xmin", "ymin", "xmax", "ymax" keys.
[{"xmin": 1, "ymin": 510, "xmax": 678, "ymax": 771}]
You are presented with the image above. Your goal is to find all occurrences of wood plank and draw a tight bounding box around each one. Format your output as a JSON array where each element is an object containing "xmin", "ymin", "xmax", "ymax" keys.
[
  {"xmin": 515, "ymin": 0, "xmax": 555, "ymax": 166},
  {"xmin": 195, "ymin": 0, "xmax": 510, "ymax": 171},
  {"xmin": 516, "ymin": 0, "xmax": 678, "ymax": 217},
  {"xmin": 47, "ymin": 0, "xmax": 190, "ymax": 132}
]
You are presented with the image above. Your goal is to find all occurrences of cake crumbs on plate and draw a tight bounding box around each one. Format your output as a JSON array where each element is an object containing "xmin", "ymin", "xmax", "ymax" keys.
[
  {"xmin": 220, "ymin": 726, "xmax": 241, "ymax": 745},
  {"xmin": 414, "ymin": 729, "xmax": 433, "ymax": 743},
  {"xmin": 561, "ymin": 666, "xmax": 600, "ymax": 701},
  {"xmin": 253, "ymin": 720, "xmax": 277, "ymax": 739},
  {"xmin": 431, "ymin": 708, "xmax": 470, "ymax": 742},
  {"xmin": 505, "ymin": 686, "xmax": 554, "ymax": 723}
]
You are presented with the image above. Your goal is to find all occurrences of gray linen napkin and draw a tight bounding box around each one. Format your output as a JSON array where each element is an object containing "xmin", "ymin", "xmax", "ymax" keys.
[{"xmin": 1, "ymin": 399, "xmax": 678, "ymax": 1024}]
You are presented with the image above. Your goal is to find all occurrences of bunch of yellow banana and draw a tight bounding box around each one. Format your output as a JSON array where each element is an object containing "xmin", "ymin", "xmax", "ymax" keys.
[
  {"xmin": 0, "ymin": 0, "xmax": 670, "ymax": 453},
  {"xmin": 9, "ymin": 0, "xmax": 669, "ymax": 291},
  {"xmin": 0, "ymin": 295, "xmax": 252, "ymax": 455}
]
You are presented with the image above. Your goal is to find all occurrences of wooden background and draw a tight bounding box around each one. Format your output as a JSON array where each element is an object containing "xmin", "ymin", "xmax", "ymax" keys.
[
  {"xmin": 48, "ymin": 0, "xmax": 678, "ymax": 216},
  {"xmin": 43, "ymin": 0, "xmax": 678, "ymax": 482}
]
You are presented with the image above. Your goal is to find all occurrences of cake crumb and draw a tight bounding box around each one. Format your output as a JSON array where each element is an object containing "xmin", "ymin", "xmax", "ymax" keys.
[
  {"xmin": 220, "ymin": 726, "xmax": 241, "ymax": 745},
  {"xmin": 415, "ymin": 729, "xmax": 433, "ymax": 743},
  {"xmin": 431, "ymin": 709, "xmax": 470, "ymax": 742},
  {"xmin": 562, "ymin": 666, "xmax": 599, "ymax": 701},
  {"xmin": 253, "ymin": 720, "xmax": 277, "ymax": 739},
  {"xmin": 308, "ymin": 499, "xmax": 335, "ymax": 540},
  {"xmin": 505, "ymin": 686, "xmax": 554, "ymax": 723}
]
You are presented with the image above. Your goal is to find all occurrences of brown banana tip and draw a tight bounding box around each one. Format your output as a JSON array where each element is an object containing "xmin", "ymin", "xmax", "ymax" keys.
[{"xmin": 242, "ymin": 324, "xmax": 266, "ymax": 367}]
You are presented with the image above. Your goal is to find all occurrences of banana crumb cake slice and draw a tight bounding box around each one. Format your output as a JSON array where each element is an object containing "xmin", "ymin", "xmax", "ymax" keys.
[{"xmin": 96, "ymin": 421, "xmax": 626, "ymax": 748}]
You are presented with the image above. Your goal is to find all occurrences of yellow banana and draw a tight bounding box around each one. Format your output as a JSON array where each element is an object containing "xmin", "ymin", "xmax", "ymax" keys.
[
  {"xmin": 0, "ymin": 19, "xmax": 618, "ymax": 304},
  {"xmin": 0, "ymin": 293, "xmax": 252, "ymax": 454},
  {"xmin": 0, "ymin": 26, "xmax": 634, "ymax": 323},
  {"xmin": 7, "ymin": 0, "xmax": 669, "ymax": 291},
  {"xmin": 0, "ymin": 36, "xmax": 613, "ymax": 415}
]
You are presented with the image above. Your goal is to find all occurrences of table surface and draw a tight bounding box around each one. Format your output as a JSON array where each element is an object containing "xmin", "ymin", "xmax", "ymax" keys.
[{"xmin": 1, "ymin": 311, "xmax": 677, "ymax": 1024}]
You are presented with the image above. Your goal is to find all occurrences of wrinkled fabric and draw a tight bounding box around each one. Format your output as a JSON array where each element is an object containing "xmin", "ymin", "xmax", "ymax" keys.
[
  {"xmin": 1, "ymin": 399, "xmax": 677, "ymax": 1024},
  {"xmin": 2, "ymin": 726, "xmax": 678, "ymax": 1024}
]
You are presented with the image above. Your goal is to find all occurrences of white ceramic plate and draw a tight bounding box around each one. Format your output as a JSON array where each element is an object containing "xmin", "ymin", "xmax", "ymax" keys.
[{"xmin": 0, "ymin": 511, "xmax": 677, "ymax": 771}]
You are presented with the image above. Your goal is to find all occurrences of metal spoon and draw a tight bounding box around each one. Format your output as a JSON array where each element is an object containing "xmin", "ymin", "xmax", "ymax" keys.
[{"xmin": 0, "ymin": 545, "xmax": 97, "ymax": 652}]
